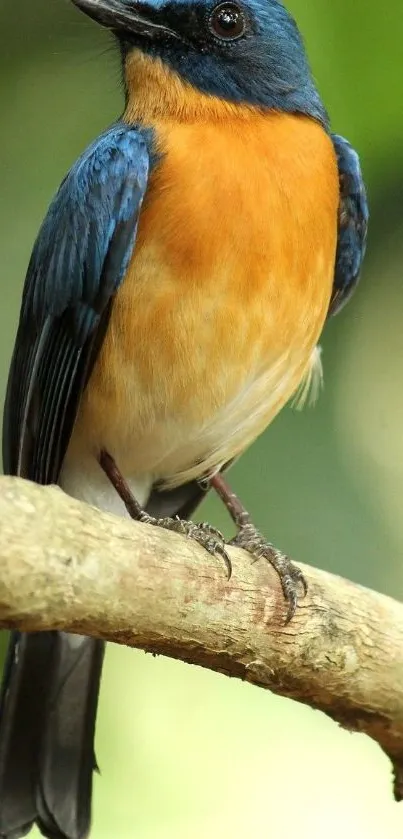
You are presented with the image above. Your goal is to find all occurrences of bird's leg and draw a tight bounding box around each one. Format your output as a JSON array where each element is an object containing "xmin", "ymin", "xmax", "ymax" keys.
[
  {"xmin": 209, "ymin": 473, "xmax": 307, "ymax": 622},
  {"xmin": 99, "ymin": 450, "xmax": 144, "ymax": 518},
  {"xmin": 99, "ymin": 450, "xmax": 232, "ymax": 578}
]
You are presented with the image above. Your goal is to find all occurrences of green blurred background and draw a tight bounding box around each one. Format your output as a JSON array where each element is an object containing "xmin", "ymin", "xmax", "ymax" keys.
[{"xmin": 1, "ymin": 0, "xmax": 403, "ymax": 836}]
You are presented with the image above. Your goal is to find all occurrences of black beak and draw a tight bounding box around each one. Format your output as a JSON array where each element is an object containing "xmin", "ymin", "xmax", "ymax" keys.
[{"xmin": 71, "ymin": 0, "xmax": 179, "ymax": 41}]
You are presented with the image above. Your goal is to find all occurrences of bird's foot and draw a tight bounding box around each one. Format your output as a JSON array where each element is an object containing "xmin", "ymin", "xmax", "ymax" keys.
[
  {"xmin": 139, "ymin": 513, "xmax": 232, "ymax": 579},
  {"xmin": 98, "ymin": 450, "xmax": 231, "ymax": 577},
  {"xmin": 229, "ymin": 523, "xmax": 307, "ymax": 623}
]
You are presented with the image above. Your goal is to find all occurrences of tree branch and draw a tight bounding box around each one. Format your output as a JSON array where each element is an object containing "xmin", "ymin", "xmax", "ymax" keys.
[{"xmin": 0, "ymin": 475, "xmax": 402, "ymax": 800}]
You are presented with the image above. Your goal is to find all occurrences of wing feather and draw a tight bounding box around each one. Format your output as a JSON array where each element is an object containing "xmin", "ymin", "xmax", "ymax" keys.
[
  {"xmin": 328, "ymin": 133, "xmax": 369, "ymax": 317},
  {"xmin": 3, "ymin": 123, "xmax": 151, "ymax": 485}
]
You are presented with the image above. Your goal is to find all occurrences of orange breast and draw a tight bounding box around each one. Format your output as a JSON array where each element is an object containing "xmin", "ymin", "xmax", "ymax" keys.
[{"xmin": 68, "ymin": 109, "xmax": 339, "ymax": 487}]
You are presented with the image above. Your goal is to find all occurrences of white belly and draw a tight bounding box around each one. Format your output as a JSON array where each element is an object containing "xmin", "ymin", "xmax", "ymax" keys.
[
  {"xmin": 60, "ymin": 344, "xmax": 321, "ymax": 514},
  {"xmin": 150, "ymin": 345, "xmax": 322, "ymax": 489},
  {"xmin": 60, "ymin": 460, "xmax": 152, "ymax": 516}
]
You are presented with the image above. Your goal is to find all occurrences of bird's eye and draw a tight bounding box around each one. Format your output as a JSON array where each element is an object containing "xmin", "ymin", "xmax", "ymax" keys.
[{"xmin": 208, "ymin": 2, "xmax": 246, "ymax": 41}]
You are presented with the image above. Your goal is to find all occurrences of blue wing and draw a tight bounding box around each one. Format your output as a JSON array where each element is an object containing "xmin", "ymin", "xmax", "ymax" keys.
[
  {"xmin": 3, "ymin": 122, "xmax": 151, "ymax": 483},
  {"xmin": 328, "ymin": 133, "xmax": 369, "ymax": 317}
]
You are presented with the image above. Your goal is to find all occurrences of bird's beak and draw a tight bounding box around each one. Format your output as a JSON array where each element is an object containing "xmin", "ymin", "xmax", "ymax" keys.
[{"xmin": 71, "ymin": 0, "xmax": 178, "ymax": 41}]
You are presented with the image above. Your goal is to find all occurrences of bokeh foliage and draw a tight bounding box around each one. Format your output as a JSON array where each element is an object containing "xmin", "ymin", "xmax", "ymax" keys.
[{"xmin": 0, "ymin": 0, "xmax": 402, "ymax": 835}]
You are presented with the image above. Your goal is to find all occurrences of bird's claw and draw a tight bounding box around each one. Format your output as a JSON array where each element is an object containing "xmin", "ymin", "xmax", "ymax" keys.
[
  {"xmin": 229, "ymin": 523, "xmax": 307, "ymax": 623},
  {"xmin": 139, "ymin": 514, "xmax": 232, "ymax": 579}
]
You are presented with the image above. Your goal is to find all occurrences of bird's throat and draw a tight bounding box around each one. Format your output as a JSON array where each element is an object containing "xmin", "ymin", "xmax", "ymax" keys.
[{"xmin": 123, "ymin": 50, "xmax": 261, "ymax": 124}]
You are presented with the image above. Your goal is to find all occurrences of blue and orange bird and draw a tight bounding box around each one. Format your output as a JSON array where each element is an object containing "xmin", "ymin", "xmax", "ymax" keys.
[{"xmin": 0, "ymin": 0, "xmax": 368, "ymax": 837}]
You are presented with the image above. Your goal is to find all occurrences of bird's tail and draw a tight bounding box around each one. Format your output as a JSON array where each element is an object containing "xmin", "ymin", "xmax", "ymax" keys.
[{"xmin": 0, "ymin": 631, "xmax": 104, "ymax": 839}]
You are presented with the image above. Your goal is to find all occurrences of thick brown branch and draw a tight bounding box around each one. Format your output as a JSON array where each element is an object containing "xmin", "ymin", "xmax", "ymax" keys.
[{"xmin": 0, "ymin": 475, "xmax": 402, "ymax": 800}]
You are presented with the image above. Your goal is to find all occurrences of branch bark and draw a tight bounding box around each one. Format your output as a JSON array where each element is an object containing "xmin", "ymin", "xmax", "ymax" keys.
[{"xmin": 0, "ymin": 475, "xmax": 402, "ymax": 800}]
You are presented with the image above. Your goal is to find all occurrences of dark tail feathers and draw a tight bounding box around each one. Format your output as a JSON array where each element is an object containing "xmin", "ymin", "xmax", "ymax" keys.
[{"xmin": 0, "ymin": 631, "xmax": 104, "ymax": 839}]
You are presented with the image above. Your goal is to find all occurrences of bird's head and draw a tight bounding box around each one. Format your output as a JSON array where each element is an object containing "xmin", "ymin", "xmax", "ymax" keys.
[{"xmin": 72, "ymin": 0, "xmax": 327, "ymax": 123}]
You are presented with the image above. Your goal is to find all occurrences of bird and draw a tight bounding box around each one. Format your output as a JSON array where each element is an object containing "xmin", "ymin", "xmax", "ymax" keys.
[{"xmin": 0, "ymin": 0, "xmax": 368, "ymax": 836}]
